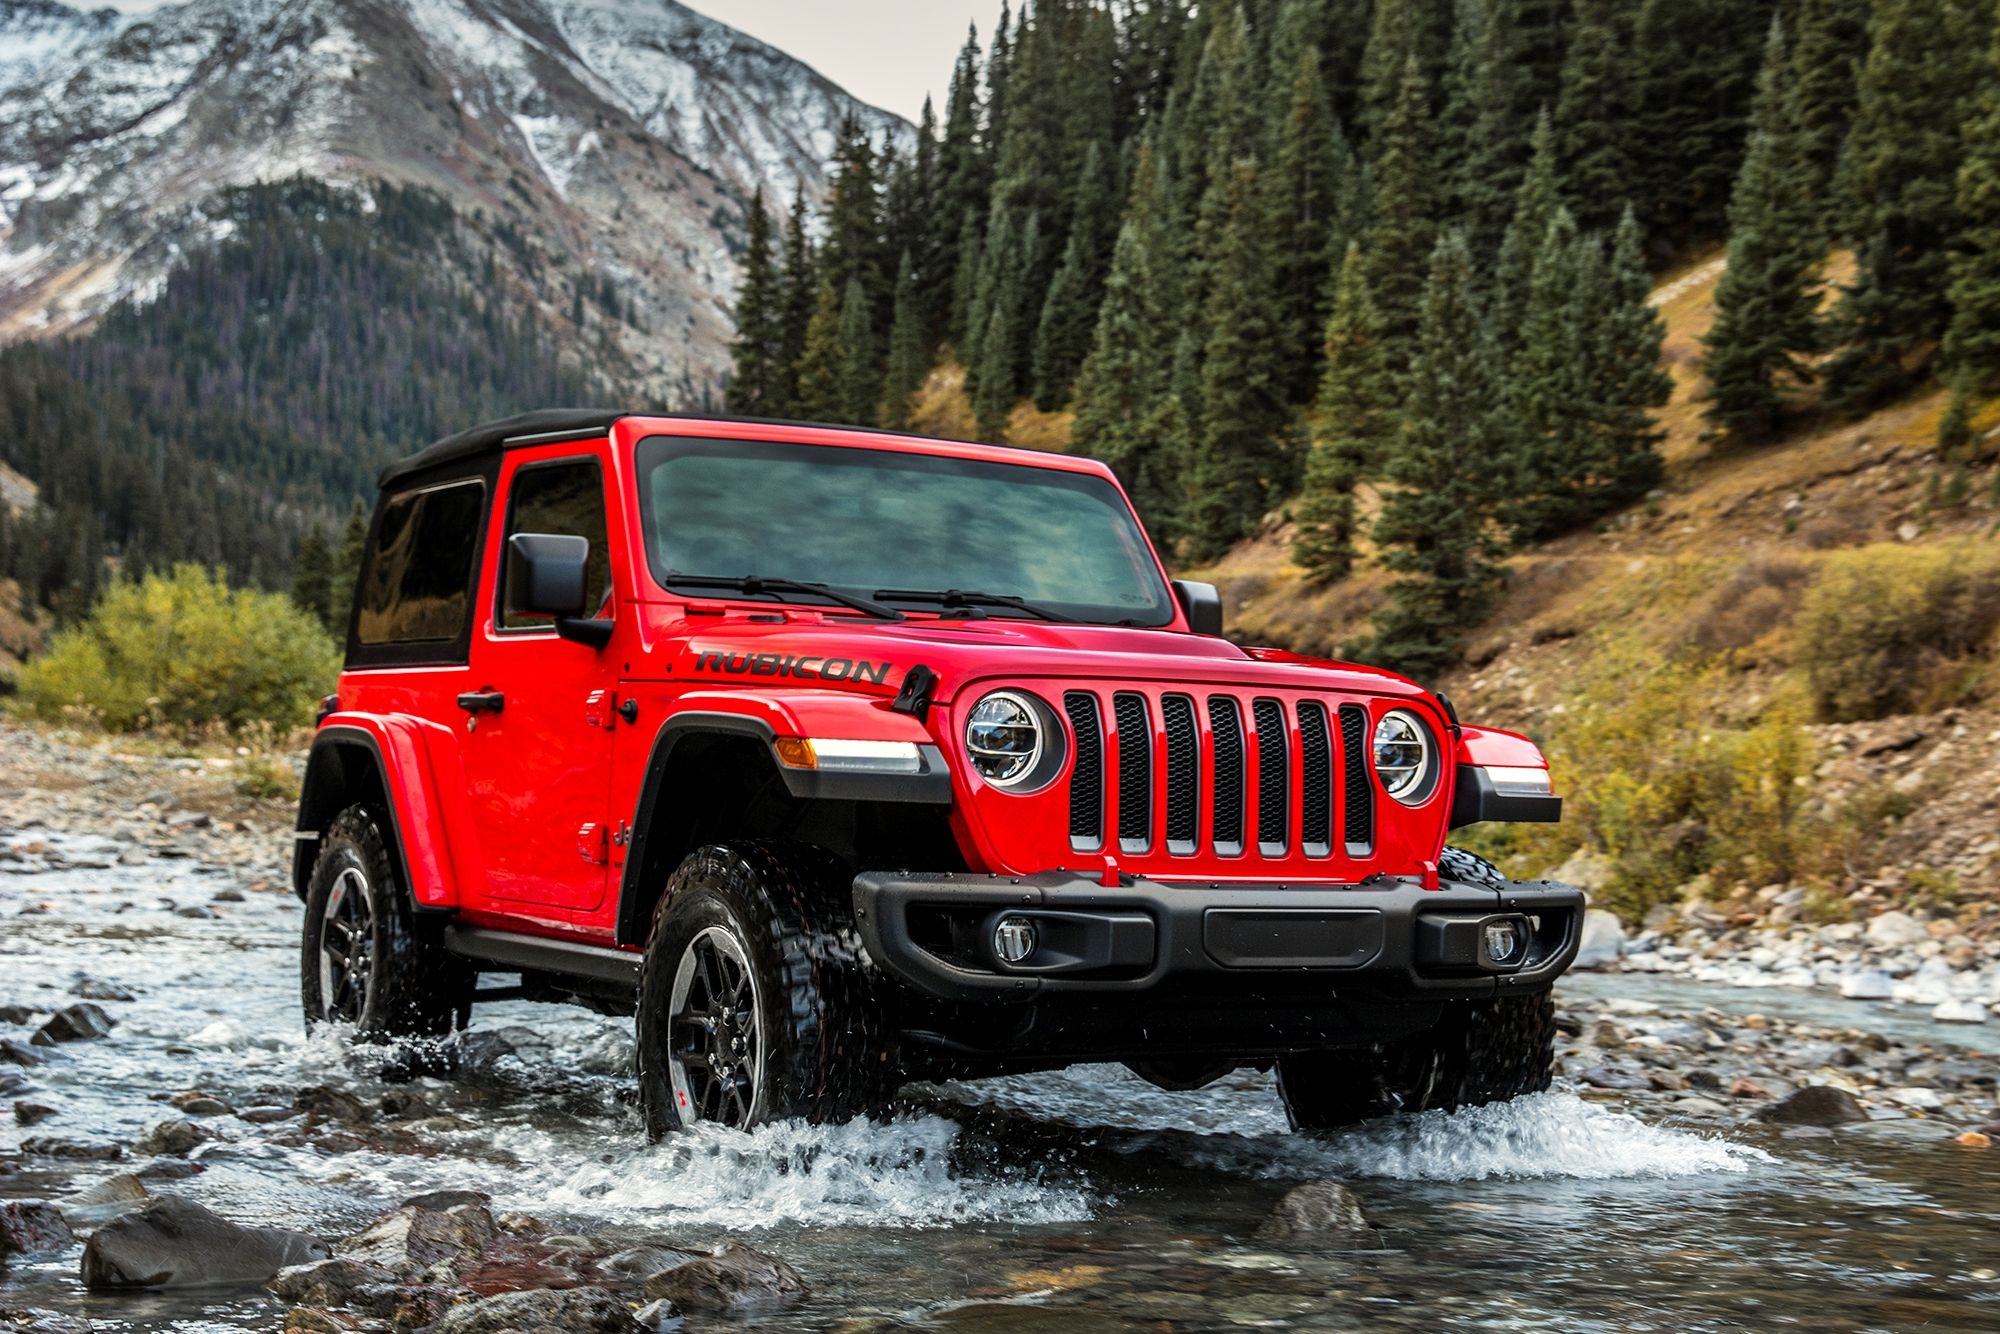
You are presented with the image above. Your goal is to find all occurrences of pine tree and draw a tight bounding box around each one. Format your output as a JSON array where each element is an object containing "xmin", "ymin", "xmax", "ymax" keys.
[
  {"xmin": 834, "ymin": 276, "xmax": 879, "ymax": 427},
  {"xmin": 792, "ymin": 279, "xmax": 843, "ymax": 423},
  {"xmin": 1944, "ymin": 13, "xmax": 2000, "ymax": 388},
  {"xmin": 1072, "ymin": 140, "xmax": 1184, "ymax": 524},
  {"xmin": 1455, "ymin": 0, "xmax": 1529, "ymax": 250},
  {"xmin": 1267, "ymin": 42, "xmax": 1347, "ymax": 401},
  {"xmin": 948, "ymin": 209, "xmax": 983, "ymax": 351},
  {"xmin": 1357, "ymin": 0, "xmax": 1421, "ymax": 138},
  {"xmin": 963, "ymin": 206, "xmax": 1017, "ymax": 401},
  {"xmin": 972, "ymin": 303, "xmax": 1017, "ymax": 441},
  {"xmin": 1182, "ymin": 160, "xmax": 1291, "ymax": 560},
  {"xmin": 1032, "ymin": 140, "xmax": 1128, "ymax": 408},
  {"xmin": 1492, "ymin": 110, "xmax": 1562, "ymax": 351},
  {"xmin": 775, "ymin": 188, "xmax": 816, "ymax": 413},
  {"xmin": 725, "ymin": 189, "xmax": 786, "ymax": 416},
  {"xmin": 1293, "ymin": 244, "xmax": 1393, "ymax": 582},
  {"xmin": 1789, "ymin": 0, "xmax": 1872, "ymax": 231},
  {"xmin": 883, "ymin": 251, "xmax": 928, "ymax": 429},
  {"xmin": 1631, "ymin": 0, "xmax": 1774, "ymax": 250},
  {"xmin": 1370, "ymin": 230, "xmax": 1515, "ymax": 677},
  {"xmin": 1364, "ymin": 54, "xmax": 1441, "ymax": 368},
  {"xmin": 1502, "ymin": 208, "xmax": 1590, "ymax": 541},
  {"xmin": 292, "ymin": 525, "xmax": 334, "ymax": 631},
  {"xmin": 1554, "ymin": 0, "xmax": 1641, "ymax": 233},
  {"xmin": 1828, "ymin": 0, "xmax": 1988, "ymax": 405},
  {"xmin": 939, "ymin": 25, "xmax": 988, "ymax": 344},
  {"xmin": 1703, "ymin": 19, "xmax": 1825, "ymax": 442},
  {"xmin": 1588, "ymin": 208, "xmax": 1673, "ymax": 506},
  {"xmin": 329, "ymin": 499, "xmax": 368, "ymax": 636},
  {"xmin": 819, "ymin": 116, "xmax": 887, "ymax": 323}
]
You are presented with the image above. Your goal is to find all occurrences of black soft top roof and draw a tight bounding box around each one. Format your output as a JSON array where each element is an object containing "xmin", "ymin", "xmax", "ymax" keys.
[{"xmin": 377, "ymin": 409, "xmax": 621, "ymax": 487}]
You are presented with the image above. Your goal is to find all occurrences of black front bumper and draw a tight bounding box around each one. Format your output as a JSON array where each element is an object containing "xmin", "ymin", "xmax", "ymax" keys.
[{"xmin": 851, "ymin": 869, "xmax": 1582, "ymax": 1004}]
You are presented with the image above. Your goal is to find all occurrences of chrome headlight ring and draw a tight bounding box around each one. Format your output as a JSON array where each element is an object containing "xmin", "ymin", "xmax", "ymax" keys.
[
  {"xmin": 964, "ymin": 690, "xmax": 1066, "ymax": 792},
  {"xmin": 1373, "ymin": 708, "xmax": 1437, "ymax": 805}
]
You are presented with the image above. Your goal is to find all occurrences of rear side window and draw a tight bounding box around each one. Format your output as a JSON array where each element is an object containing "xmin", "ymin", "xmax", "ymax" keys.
[
  {"xmin": 355, "ymin": 480, "xmax": 487, "ymax": 647},
  {"xmin": 500, "ymin": 459, "xmax": 611, "ymax": 629}
]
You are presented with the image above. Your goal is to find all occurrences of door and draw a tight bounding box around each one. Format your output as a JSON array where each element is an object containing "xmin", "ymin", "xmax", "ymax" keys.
[{"xmin": 461, "ymin": 451, "xmax": 619, "ymax": 914}]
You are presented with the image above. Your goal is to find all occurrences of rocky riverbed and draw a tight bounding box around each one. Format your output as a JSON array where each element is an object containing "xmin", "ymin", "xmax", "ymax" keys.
[{"xmin": 3, "ymin": 720, "xmax": 1998, "ymax": 1330}]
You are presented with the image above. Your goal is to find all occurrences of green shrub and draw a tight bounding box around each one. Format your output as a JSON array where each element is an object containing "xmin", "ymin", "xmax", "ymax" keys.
[
  {"xmin": 10, "ymin": 565, "xmax": 340, "ymax": 731},
  {"xmin": 1795, "ymin": 542, "xmax": 2000, "ymax": 721}
]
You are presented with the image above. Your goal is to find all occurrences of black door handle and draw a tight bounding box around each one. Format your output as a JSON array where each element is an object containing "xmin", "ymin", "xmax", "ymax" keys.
[{"xmin": 456, "ymin": 690, "xmax": 505, "ymax": 715}]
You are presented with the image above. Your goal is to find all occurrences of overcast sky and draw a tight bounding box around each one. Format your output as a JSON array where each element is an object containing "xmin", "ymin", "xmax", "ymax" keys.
[{"xmin": 683, "ymin": 1, "xmax": 1007, "ymax": 123}]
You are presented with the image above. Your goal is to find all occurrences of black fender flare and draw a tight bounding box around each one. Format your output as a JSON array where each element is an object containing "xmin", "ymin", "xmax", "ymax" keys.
[
  {"xmin": 612, "ymin": 712, "xmax": 952, "ymax": 946},
  {"xmin": 293, "ymin": 726, "xmax": 430, "ymax": 912}
]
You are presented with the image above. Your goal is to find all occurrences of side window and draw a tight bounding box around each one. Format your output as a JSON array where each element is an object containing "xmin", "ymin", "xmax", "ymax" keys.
[
  {"xmin": 355, "ymin": 479, "xmax": 487, "ymax": 646},
  {"xmin": 500, "ymin": 458, "xmax": 611, "ymax": 629}
]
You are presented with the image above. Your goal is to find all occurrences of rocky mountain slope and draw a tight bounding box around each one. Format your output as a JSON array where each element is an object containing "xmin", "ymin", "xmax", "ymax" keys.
[{"xmin": 0, "ymin": 0, "xmax": 906, "ymax": 398}]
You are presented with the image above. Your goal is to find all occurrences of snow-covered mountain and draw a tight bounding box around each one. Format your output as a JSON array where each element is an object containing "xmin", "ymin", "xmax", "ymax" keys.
[{"xmin": 0, "ymin": 0, "xmax": 905, "ymax": 396}]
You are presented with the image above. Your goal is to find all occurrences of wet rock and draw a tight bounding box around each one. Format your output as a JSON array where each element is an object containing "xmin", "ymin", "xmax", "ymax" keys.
[
  {"xmin": 376, "ymin": 1089, "xmax": 434, "ymax": 1119},
  {"xmin": 642, "ymin": 1240, "xmax": 810, "ymax": 1314},
  {"xmin": 338, "ymin": 1191, "xmax": 495, "ymax": 1281},
  {"xmin": 1864, "ymin": 910, "xmax": 1930, "ymax": 947},
  {"xmin": 0, "ymin": 1005, "xmax": 41, "ymax": 1025},
  {"xmin": 455, "ymin": 1031, "xmax": 518, "ymax": 1075},
  {"xmin": 1932, "ymin": 999, "xmax": 1988, "ymax": 1024},
  {"xmin": 1756, "ymin": 1086, "xmax": 1869, "ymax": 1127},
  {"xmin": 1956, "ymin": 1131, "xmax": 1992, "ymax": 1148},
  {"xmin": 134, "ymin": 1159, "xmax": 203, "ymax": 1183},
  {"xmin": 21, "ymin": 1137, "xmax": 122, "ymax": 1161},
  {"xmin": 210, "ymin": 888, "xmax": 245, "ymax": 903},
  {"xmin": 173, "ymin": 905, "xmax": 216, "ymax": 921},
  {"xmin": 238, "ymin": 1105, "xmax": 298, "ymax": 1124},
  {"xmin": 1574, "ymin": 909, "xmax": 1626, "ymax": 969},
  {"xmin": 267, "ymin": 1255, "xmax": 400, "ymax": 1305},
  {"xmin": 494, "ymin": 1212, "xmax": 548, "ymax": 1237},
  {"xmin": 1887, "ymin": 1087, "xmax": 1944, "ymax": 1111},
  {"xmin": 31, "ymin": 1004, "xmax": 114, "ymax": 1046},
  {"xmin": 0, "ymin": 1201, "xmax": 74, "ymax": 1257},
  {"xmin": 430, "ymin": 1286, "xmax": 639, "ymax": 1333},
  {"xmin": 280, "ymin": 1308, "xmax": 360, "ymax": 1332},
  {"xmin": 13, "ymin": 1101, "xmax": 57, "ymax": 1126},
  {"xmin": 1254, "ymin": 1180, "xmax": 1371, "ymax": 1244},
  {"xmin": 135, "ymin": 1118, "xmax": 215, "ymax": 1157},
  {"xmin": 58, "ymin": 1175, "xmax": 148, "ymax": 1228},
  {"xmin": 0, "ymin": 1072, "xmax": 23, "ymax": 1096},
  {"xmin": 295, "ymin": 1086, "xmax": 372, "ymax": 1125},
  {"xmin": 167, "ymin": 1091, "xmax": 233, "ymax": 1115},
  {"xmin": 1579, "ymin": 1066, "xmax": 1649, "ymax": 1090},
  {"xmin": 599, "ymin": 1244, "xmax": 698, "ymax": 1279},
  {"xmin": 632, "ymin": 1298, "xmax": 675, "ymax": 1329},
  {"xmin": 80, "ymin": 1196, "xmax": 328, "ymax": 1290},
  {"xmin": 1727, "ymin": 1077, "xmax": 1776, "ymax": 1100},
  {"xmin": 0, "ymin": 1310, "xmax": 94, "ymax": 1333},
  {"xmin": 69, "ymin": 980, "xmax": 134, "ymax": 1003},
  {"xmin": 1, "ymin": 1039, "xmax": 46, "ymax": 1066}
]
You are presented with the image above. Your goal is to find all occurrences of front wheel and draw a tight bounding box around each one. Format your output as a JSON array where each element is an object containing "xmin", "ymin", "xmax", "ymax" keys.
[
  {"xmin": 1276, "ymin": 991, "xmax": 1557, "ymax": 1132},
  {"xmin": 635, "ymin": 842, "xmax": 893, "ymax": 1137},
  {"xmin": 299, "ymin": 805, "xmax": 471, "ymax": 1058}
]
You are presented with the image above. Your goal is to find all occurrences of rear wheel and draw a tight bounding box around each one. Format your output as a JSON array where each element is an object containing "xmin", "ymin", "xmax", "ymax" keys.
[
  {"xmin": 300, "ymin": 805, "xmax": 471, "ymax": 1062},
  {"xmin": 635, "ymin": 842, "xmax": 893, "ymax": 1137},
  {"xmin": 1276, "ymin": 991, "xmax": 1557, "ymax": 1132}
]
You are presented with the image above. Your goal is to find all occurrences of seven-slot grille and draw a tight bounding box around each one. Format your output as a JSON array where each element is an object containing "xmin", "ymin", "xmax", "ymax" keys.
[{"xmin": 1060, "ymin": 689, "xmax": 1378, "ymax": 861}]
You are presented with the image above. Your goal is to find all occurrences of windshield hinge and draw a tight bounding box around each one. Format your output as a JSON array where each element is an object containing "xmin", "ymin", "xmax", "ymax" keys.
[{"xmin": 890, "ymin": 664, "xmax": 939, "ymax": 720}]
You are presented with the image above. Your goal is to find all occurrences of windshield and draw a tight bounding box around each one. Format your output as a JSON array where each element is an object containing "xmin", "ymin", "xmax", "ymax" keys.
[{"xmin": 634, "ymin": 436, "xmax": 1176, "ymax": 626}]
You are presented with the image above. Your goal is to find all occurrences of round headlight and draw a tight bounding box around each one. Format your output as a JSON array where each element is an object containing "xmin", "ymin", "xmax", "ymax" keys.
[
  {"xmin": 1373, "ymin": 709, "xmax": 1434, "ymax": 804},
  {"xmin": 966, "ymin": 691, "xmax": 1043, "ymax": 787}
]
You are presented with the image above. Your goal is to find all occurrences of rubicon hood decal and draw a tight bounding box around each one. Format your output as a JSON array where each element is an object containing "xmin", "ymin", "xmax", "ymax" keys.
[{"xmin": 693, "ymin": 650, "xmax": 892, "ymax": 685}]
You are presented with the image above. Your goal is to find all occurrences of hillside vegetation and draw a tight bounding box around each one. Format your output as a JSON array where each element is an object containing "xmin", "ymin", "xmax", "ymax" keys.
[{"xmin": 1210, "ymin": 253, "xmax": 2000, "ymax": 926}]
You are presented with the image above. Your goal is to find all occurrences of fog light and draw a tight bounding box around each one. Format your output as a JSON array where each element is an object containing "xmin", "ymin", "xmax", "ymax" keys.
[
  {"xmin": 1483, "ymin": 919, "xmax": 1524, "ymax": 966},
  {"xmin": 993, "ymin": 915, "xmax": 1038, "ymax": 965}
]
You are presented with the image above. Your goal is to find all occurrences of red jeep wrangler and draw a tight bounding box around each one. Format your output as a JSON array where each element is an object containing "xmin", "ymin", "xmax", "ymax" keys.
[{"xmin": 294, "ymin": 411, "xmax": 1581, "ymax": 1136}]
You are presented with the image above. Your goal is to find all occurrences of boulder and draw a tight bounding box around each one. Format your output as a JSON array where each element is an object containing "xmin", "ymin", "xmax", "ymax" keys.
[
  {"xmin": 1838, "ymin": 970, "xmax": 1895, "ymax": 1000},
  {"xmin": 337, "ymin": 1192, "xmax": 495, "ymax": 1282},
  {"xmin": 429, "ymin": 1286, "xmax": 639, "ymax": 1333},
  {"xmin": 135, "ymin": 1118, "xmax": 214, "ymax": 1158},
  {"xmin": 1931, "ymin": 999, "xmax": 1988, "ymax": 1024},
  {"xmin": 642, "ymin": 1241, "xmax": 809, "ymax": 1314},
  {"xmin": 58, "ymin": 1174, "xmax": 149, "ymax": 1229},
  {"xmin": 30, "ymin": 1004, "xmax": 114, "ymax": 1047},
  {"xmin": 21, "ymin": 1137, "xmax": 122, "ymax": 1161},
  {"xmin": 80, "ymin": 1196, "xmax": 328, "ymax": 1290},
  {"xmin": 2, "ymin": 1039, "xmax": 47, "ymax": 1066},
  {"xmin": 267, "ymin": 1256, "xmax": 400, "ymax": 1306},
  {"xmin": 13, "ymin": 1101, "xmax": 57, "ymax": 1126},
  {"xmin": 1864, "ymin": 910, "xmax": 1930, "ymax": 947},
  {"xmin": 1573, "ymin": 909, "xmax": 1626, "ymax": 969},
  {"xmin": 1254, "ymin": 1180, "xmax": 1371, "ymax": 1244},
  {"xmin": 0, "ymin": 1005, "xmax": 41, "ymax": 1025},
  {"xmin": 0, "ymin": 1201, "xmax": 74, "ymax": 1257},
  {"xmin": 1755, "ymin": 1085, "xmax": 1869, "ymax": 1127}
]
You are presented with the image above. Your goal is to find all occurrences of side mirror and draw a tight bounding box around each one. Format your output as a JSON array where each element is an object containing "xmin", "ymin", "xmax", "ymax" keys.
[
  {"xmin": 507, "ymin": 533, "xmax": 613, "ymax": 649},
  {"xmin": 1173, "ymin": 579, "xmax": 1224, "ymax": 636}
]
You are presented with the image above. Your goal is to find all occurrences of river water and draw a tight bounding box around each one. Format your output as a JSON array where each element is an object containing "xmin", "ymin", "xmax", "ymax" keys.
[{"xmin": 3, "ymin": 830, "xmax": 1997, "ymax": 1330}]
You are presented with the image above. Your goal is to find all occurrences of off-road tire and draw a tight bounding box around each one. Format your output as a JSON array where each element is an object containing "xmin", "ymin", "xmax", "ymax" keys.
[
  {"xmin": 1277, "ymin": 990, "xmax": 1558, "ymax": 1131},
  {"xmin": 635, "ymin": 841, "xmax": 894, "ymax": 1138},
  {"xmin": 1438, "ymin": 845, "xmax": 1508, "ymax": 888},
  {"xmin": 300, "ymin": 805, "xmax": 471, "ymax": 1063}
]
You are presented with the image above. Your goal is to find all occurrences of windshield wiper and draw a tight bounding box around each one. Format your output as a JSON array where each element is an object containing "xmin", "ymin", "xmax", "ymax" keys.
[
  {"xmin": 874, "ymin": 588, "xmax": 1075, "ymax": 622},
  {"xmin": 664, "ymin": 573, "xmax": 906, "ymax": 621}
]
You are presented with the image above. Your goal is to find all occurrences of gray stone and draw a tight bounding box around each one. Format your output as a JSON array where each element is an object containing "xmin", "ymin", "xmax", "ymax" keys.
[
  {"xmin": 0, "ymin": 1005, "xmax": 42, "ymax": 1024},
  {"xmin": 0, "ymin": 1200, "xmax": 74, "ymax": 1257},
  {"xmin": 1864, "ymin": 910, "xmax": 1929, "ymax": 947},
  {"xmin": 266, "ymin": 1255, "xmax": 400, "ymax": 1305},
  {"xmin": 21, "ymin": 1137, "xmax": 122, "ymax": 1161},
  {"xmin": 1574, "ymin": 909, "xmax": 1627, "ymax": 969},
  {"xmin": 336, "ymin": 1192, "xmax": 494, "ymax": 1281},
  {"xmin": 0, "ymin": 1039, "xmax": 43, "ymax": 1066},
  {"xmin": 80, "ymin": 1196, "xmax": 328, "ymax": 1289},
  {"xmin": 429, "ymin": 1286, "xmax": 639, "ymax": 1333},
  {"xmin": 1254, "ymin": 1180, "xmax": 1371, "ymax": 1244},
  {"xmin": 69, "ymin": 979, "xmax": 134, "ymax": 1002},
  {"xmin": 642, "ymin": 1240, "xmax": 810, "ymax": 1313},
  {"xmin": 135, "ymin": 1118, "xmax": 214, "ymax": 1157},
  {"xmin": 1756, "ymin": 1085, "xmax": 1869, "ymax": 1127},
  {"xmin": 31, "ymin": 1004, "xmax": 114, "ymax": 1046}
]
